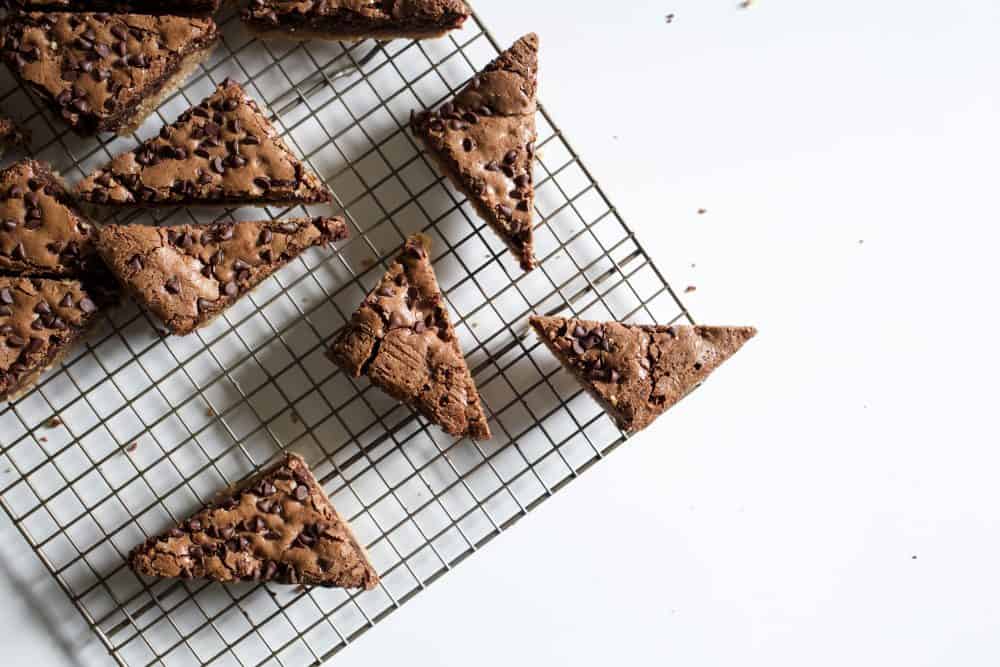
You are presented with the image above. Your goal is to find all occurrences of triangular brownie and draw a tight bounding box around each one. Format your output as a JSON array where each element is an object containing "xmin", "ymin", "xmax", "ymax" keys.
[
  {"xmin": 531, "ymin": 316, "xmax": 756, "ymax": 434},
  {"xmin": 0, "ymin": 12, "xmax": 219, "ymax": 136},
  {"xmin": 76, "ymin": 80, "xmax": 332, "ymax": 206},
  {"xmin": 6, "ymin": 0, "xmax": 220, "ymax": 15},
  {"xmin": 96, "ymin": 216, "xmax": 348, "ymax": 335},
  {"xmin": 0, "ymin": 277, "xmax": 102, "ymax": 402},
  {"xmin": 329, "ymin": 234, "xmax": 491, "ymax": 440},
  {"xmin": 129, "ymin": 453, "xmax": 379, "ymax": 589},
  {"xmin": 0, "ymin": 160, "xmax": 104, "ymax": 278},
  {"xmin": 413, "ymin": 33, "xmax": 539, "ymax": 271},
  {"xmin": 0, "ymin": 115, "xmax": 29, "ymax": 154},
  {"xmin": 243, "ymin": 0, "xmax": 470, "ymax": 41}
]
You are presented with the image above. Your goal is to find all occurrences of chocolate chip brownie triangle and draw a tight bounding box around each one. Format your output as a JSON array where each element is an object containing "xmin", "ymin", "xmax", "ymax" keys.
[
  {"xmin": 96, "ymin": 216, "xmax": 348, "ymax": 335},
  {"xmin": 0, "ymin": 277, "xmax": 102, "ymax": 402},
  {"xmin": 5, "ymin": 0, "xmax": 220, "ymax": 16},
  {"xmin": 329, "ymin": 234, "xmax": 492, "ymax": 441},
  {"xmin": 0, "ymin": 115, "xmax": 29, "ymax": 155},
  {"xmin": 413, "ymin": 33, "xmax": 539, "ymax": 271},
  {"xmin": 0, "ymin": 12, "xmax": 219, "ymax": 136},
  {"xmin": 244, "ymin": 0, "xmax": 470, "ymax": 42},
  {"xmin": 76, "ymin": 80, "xmax": 332, "ymax": 207},
  {"xmin": 531, "ymin": 316, "xmax": 757, "ymax": 434},
  {"xmin": 0, "ymin": 160, "xmax": 107, "ymax": 279},
  {"xmin": 129, "ymin": 453, "xmax": 379, "ymax": 589}
]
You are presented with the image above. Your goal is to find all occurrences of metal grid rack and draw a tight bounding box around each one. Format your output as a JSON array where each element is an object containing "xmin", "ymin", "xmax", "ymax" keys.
[{"xmin": 0, "ymin": 6, "xmax": 692, "ymax": 666}]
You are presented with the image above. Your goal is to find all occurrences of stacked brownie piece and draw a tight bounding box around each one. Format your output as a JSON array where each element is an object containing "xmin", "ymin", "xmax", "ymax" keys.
[{"xmin": 0, "ymin": 160, "xmax": 113, "ymax": 401}]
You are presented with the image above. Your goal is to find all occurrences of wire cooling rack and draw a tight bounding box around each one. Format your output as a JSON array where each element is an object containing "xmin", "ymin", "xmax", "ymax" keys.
[{"xmin": 0, "ymin": 6, "xmax": 693, "ymax": 666}]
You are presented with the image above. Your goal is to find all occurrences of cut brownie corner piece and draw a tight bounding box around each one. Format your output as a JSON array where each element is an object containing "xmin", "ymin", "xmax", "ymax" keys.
[
  {"xmin": 0, "ymin": 159, "xmax": 107, "ymax": 279},
  {"xmin": 128, "ymin": 452, "xmax": 379, "ymax": 590},
  {"xmin": 329, "ymin": 234, "xmax": 492, "ymax": 441},
  {"xmin": 412, "ymin": 33, "xmax": 539, "ymax": 272},
  {"xmin": 76, "ymin": 79, "xmax": 332, "ymax": 207},
  {"xmin": 0, "ymin": 277, "xmax": 103, "ymax": 402},
  {"xmin": 530, "ymin": 316, "xmax": 756, "ymax": 434},
  {"xmin": 243, "ymin": 0, "xmax": 471, "ymax": 42},
  {"xmin": 96, "ymin": 216, "xmax": 348, "ymax": 335},
  {"xmin": 0, "ymin": 13, "xmax": 219, "ymax": 136},
  {"xmin": 0, "ymin": 115, "xmax": 30, "ymax": 154}
]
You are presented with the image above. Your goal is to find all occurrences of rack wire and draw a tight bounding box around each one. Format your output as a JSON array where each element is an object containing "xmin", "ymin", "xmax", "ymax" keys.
[{"xmin": 0, "ymin": 6, "xmax": 693, "ymax": 666}]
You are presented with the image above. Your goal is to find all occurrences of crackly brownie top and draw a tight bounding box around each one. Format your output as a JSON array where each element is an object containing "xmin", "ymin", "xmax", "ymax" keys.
[
  {"xmin": 0, "ymin": 115, "xmax": 30, "ymax": 151},
  {"xmin": 96, "ymin": 216, "xmax": 347, "ymax": 335},
  {"xmin": 0, "ymin": 160, "xmax": 102, "ymax": 277},
  {"xmin": 330, "ymin": 234, "xmax": 491, "ymax": 440},
  {"xmin": 4, "ymin": 0, "xmax": 221, "ymax": 16},
  {"xmin": 531, "ymin": 317, "xmax": 756, "ymax": 434},
  {"xmin": 0, "ymin": 12, "xmax": 218, "ymax": 135},
  {"xmin": 76, "ymin": 80, "xmax": 332, "ymax": 206},
  {"xmin": 413, "ymin": 33, "xmax": 538, "ymax": 270},
  {"xmin": 129, "ymin": 453, "xmax": 379, "ymax": 589},
  {"xmin": 244, "ymin": 0, "xmax": 471, "ymax": 28},
  {"xmin": 0, "ymin": 277, "xmax": 100, "ymax": 397}
]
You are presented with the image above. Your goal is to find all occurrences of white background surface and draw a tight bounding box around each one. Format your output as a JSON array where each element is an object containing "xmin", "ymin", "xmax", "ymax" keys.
[{"xmin": 4, "ymin": 0, "xmax": 1000, "ymax": 664}]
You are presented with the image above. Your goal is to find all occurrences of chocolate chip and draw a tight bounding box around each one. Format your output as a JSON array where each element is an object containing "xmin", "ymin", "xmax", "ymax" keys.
[
  {"xmin": 224, "ymin": 282, "xmax": 237, "ymax": 297},
  {"xmin": 78, "ymin": 297, "xmax": 96, "ymax": 314},
  {"xmin": 58, "ymin": 293, "xmax": 72, "ymax": 308},
  {"xmin": 462, "ymin": 137, "xmax": 475, "ymax": 152},
  {"xmin": 258, "ymin": 229, "xmax": 273, "ymax": 245},
  {"xmin": 164, "ymin": 278, "xmax": 181, "ymax": 294},
  {"xmin": 293, "ymin": 484, "xmax": 308, "ymax": 501},
  {"xmin": 189, "ymin": 519, "xmax": 202, "ymax": 532},
  {"xmin": 128, "ymin": 255, "xmax": 143, "ymax": 272},
  {"xmin": 0, "ymin": 289, "xmax": 13, "ymax": 306}
]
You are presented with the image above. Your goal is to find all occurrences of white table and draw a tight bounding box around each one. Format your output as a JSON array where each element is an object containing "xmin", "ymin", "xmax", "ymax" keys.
[{"xmin": 4, "ymin": 0, "xmax": 999, "ymax": 664}]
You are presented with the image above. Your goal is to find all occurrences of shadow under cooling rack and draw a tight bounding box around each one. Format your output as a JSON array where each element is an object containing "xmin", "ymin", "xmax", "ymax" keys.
[{"xmin": 0, "ymin": 8, "xmax": 691, "ymax": 666}]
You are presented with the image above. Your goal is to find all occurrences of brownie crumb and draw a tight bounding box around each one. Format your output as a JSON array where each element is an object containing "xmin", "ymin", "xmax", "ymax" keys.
[
  {"xmin": 126, "ymin": 441, "xmax": 138, "ymax": 453},
  {"xmin": 697, "ymin": 208, "xmax": 707, "ymax": 215},
  {"xmin": 665, "ymin": 13, "xmax": 676, "ymax": 23},
  {"xmin": 684, "ymin": 285, "xmax": 697, "ymax": 293},
  {"xmin": 48, "ymin": 417, "xmax": 62, "ymax": 428}
]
